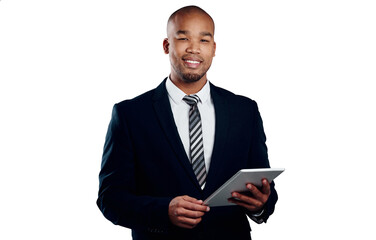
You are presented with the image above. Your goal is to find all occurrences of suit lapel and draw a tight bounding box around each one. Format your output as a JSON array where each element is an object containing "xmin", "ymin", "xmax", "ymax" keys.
[
  {"xmin": 203, "ymin": 83, "xmax": 230, "ymax": 196},
  {"xmin": 152, "ymin": 79, "xmax": 201, "ymax": 190}
]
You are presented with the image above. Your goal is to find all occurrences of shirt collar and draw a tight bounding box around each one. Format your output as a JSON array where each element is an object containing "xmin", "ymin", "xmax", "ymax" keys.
[{"xmin": 166, "ymin": 76, "xmax": 211, "ymax": 105}]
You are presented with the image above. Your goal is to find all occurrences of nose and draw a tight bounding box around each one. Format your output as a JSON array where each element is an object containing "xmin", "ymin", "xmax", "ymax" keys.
[{"xmin": 186, "ymin": 41, "xmax": 201, "ymax": 54}]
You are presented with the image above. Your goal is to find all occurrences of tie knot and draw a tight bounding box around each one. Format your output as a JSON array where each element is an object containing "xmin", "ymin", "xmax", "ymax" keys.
[{"xmin": 183, "ymin": 95, "xmax": 200, "ymax": 106}]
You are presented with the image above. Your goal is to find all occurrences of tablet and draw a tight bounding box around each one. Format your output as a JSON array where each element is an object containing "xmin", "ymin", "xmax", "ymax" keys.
[{"xmin": 204, "ymin": 168, "xmax": 285, "ymax": 207}]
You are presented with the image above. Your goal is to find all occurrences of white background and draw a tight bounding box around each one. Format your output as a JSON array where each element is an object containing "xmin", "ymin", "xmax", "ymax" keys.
[{"xmin": 1, "ymin": 0, "xmax": 375, "ymax": 239}]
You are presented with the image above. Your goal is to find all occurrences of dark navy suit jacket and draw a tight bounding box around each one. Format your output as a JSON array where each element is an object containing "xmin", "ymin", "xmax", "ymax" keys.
[{"xmin": 97, "ymin": 79, "xmax": 278, "ymax": 240}]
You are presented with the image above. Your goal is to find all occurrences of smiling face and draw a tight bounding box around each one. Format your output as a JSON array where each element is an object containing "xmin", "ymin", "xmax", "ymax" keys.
[{"xmin": 163, "ymin": 10, "xmax": 216, "ymax": 84}]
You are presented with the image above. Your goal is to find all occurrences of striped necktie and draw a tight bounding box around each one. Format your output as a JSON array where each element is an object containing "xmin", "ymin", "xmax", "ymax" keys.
[{"xmin": 183, "ymin": 95, "xmax": 207, "ymax": 188}]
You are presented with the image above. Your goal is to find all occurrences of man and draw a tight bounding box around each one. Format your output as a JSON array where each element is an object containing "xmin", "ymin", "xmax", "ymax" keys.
[{"xmin": 97, "ymin": 5, "xmax": 278, "ymax": 240}]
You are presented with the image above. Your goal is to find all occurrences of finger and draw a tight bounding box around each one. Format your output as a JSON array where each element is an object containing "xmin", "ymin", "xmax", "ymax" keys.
[
  {"xmin": 180, "ymin": 199, "xmax": 210, "ymax": 212},
  {"xmin": 261, "ymin": 179, "xmax": 271, "ymax": 196},
  {"xmin": 174, "ymin": 207, "xmax": 206, "ymax": 218},
  {"xmin": 228, "ymin": 198, "xmax": 259, "ymax": 212},
  {"xmin": 182, "ymin": 195, "xmax": 203, "ymax": 204},
  {"xmin": 176, "ymin": 221, "xmax": 199, "ymax": 229},
  {"xmin": 246, "ymin": 183, "xmax": 264, "ymax": 200},
  {"xmin": 247, "ymin": 183, "xmax": 262, "ymax": 199},
  {"xmin": 176, "ymin": 215, "xmax": 202, "ymax": 227},
  {"xmin": 231, "ymin": 192, "xmax": 263, "ymax": 209}
]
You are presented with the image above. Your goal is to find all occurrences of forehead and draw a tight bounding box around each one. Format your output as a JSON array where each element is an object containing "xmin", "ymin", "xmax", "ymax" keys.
[{"xmin": 168, "ymin": 12, "xmax": 214, "ymax": 36}]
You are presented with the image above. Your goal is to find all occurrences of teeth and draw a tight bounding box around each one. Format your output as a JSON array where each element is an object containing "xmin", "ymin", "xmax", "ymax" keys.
[{"xmin": 185, "ymin": 60, "xmax": 200, "ymax": 64}]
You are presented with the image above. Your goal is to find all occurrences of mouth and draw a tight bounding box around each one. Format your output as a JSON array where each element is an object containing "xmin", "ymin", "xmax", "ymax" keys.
[{"xmin": 183, "ymin": 58, "xmax": 202, "ymax": 69}]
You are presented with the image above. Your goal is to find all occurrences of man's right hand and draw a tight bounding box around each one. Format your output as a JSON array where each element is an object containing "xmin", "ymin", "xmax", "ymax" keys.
[{"xmin": 168, "ymin": 195, "xmax": 210, "ymax": 229}]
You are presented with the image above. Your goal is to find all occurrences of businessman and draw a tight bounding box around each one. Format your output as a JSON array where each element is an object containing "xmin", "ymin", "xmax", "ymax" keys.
[{"xmin": 97, "ymin": 5, "xmax": 278, "ymax": 240}]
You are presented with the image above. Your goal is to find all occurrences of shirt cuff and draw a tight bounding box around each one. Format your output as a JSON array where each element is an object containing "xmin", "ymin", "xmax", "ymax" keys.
[
  {"xmin": 249, "ymin": 209, "xmax": 265, "ymax": 224},
  {"xmin": 251, "ymin": 209, "xmax": 264, "ymax": 217}
]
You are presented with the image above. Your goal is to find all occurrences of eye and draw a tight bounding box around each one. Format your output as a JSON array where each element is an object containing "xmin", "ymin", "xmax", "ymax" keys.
[
  {"xmin": 200, "ymin": 39, "xmax": 209, "ymax": 43},
  {"xmin": 178, "ymin": 38, "xmax": 188, "ymax": 41}
]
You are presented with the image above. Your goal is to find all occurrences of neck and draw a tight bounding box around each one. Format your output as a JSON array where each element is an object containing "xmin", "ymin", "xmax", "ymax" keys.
[{"xmin": 169, "ymin": 75, "xmax": 207, "ymax": 95}]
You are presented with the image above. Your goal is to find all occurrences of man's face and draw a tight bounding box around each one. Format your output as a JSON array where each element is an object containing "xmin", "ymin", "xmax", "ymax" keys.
[{"xmin": 164, "ymin": 12, "xmax": 216, "ymax": 83}]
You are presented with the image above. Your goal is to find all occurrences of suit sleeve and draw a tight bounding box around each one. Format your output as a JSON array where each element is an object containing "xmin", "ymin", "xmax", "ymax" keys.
[
  {"xmin": 246, "ymin": 101, "xmax": 278, "ymax": 223},
  {"xmin": 97, "ymin": 104, "xmax": 173, "ymax": 232}
]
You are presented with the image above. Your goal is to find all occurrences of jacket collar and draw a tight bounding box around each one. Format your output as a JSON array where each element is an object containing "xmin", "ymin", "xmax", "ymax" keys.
[
  {"xmin": 153, "ymin": 78, "xmax": 201, "ymax": 189},
  {"xmin": 203, "ymin": 83, "xmax": 230, "ymax": 196}
]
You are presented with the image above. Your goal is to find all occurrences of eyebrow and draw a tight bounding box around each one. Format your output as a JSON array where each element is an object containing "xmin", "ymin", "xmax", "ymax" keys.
[
  {"xmin": 176, "ymin": 30, "xmax": 213, "ymax": 38},
  {"xmin": 200, "ymin": 32, "xmax": 213, "ymax": 38},
  {"xmin": 176, "ymin": 30, "xmax": 188, "ymax": 35}
]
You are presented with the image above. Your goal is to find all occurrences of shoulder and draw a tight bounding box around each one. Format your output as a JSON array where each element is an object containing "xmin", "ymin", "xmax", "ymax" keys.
[
  {"xmin": 114, "ymin": 79, "xmax": 166, "ymax": 111},
  {"xmin": 116, "ymin": 88, "xmax": 155, "ymax": 110},
  {"xmin": 109, "ymin": 88, "xmax": 158, "ymax": 126}
]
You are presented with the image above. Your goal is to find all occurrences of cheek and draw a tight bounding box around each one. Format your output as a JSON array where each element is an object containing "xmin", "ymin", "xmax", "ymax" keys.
[
  {"xmin": 170, "ymin": 51, "xmax": 180, "ymax": 64},
  {"xmin": 203, "ymin": 47, "xmax": 215, "ymax": 59},
  {"xmin": 203, "ymin": 53, "xmax": 215, "ymax": 64},
  {"xmin": 172, "ymin": 42, "xmax": 188, "ymax": 54}
]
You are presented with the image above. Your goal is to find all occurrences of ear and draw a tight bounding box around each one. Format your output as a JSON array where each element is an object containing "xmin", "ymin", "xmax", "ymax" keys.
[
  {"xmin": 213, "ymin": 41, "xmax": 216, "ymax": 57},
  {"xmin": 163, "ymin": 38, "xmax": 169, "ymax": 54}
]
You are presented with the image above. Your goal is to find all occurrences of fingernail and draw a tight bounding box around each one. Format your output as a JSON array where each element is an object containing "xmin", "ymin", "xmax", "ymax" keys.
[
  {"xmin": 247, "ymin": 184, "xmax": 252, "ymax": 190},
  {"xmin": 232, "ymin": 193, "xmax": 238, "ymax": 197},
  {"xmin": 206, "ymin": 207, "xmax": 210, "ymax": 211}
]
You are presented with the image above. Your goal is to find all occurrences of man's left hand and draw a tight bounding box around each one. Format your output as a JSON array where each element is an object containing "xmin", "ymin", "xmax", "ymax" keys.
[{"xmin": 228, "ymin": 179, "xmax": 270, "ymax": 213}]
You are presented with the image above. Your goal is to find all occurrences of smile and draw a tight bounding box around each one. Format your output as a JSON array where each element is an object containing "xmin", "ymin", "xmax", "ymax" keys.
[
  {"xmin": 183, "ymin": 59, "xmax": 202, "ymax": 69},
  {"xmin": 185, "ymin": 60, "xmax": 200, "ymax": 64}
]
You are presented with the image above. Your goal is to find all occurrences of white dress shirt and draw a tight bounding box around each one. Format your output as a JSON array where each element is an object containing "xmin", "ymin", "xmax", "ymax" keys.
[{"xmin": 165, "ymin": 77, "xmax": 216, "ymax": 180}]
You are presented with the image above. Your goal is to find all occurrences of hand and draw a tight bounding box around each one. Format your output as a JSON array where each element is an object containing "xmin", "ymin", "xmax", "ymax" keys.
[
  {"xmin": 168, "ymin": 195, "xmax": 210, "ymax": 229},
  {"xmin": 228, "ymin": 179, "xmax": 271, "ymax": 213}
]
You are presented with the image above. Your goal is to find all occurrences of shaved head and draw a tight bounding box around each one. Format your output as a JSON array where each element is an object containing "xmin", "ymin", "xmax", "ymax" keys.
[
  {"xmin": 163, "ymin": 6, "xmax": 216, "ymax": 88},
  {"xmin": 167, "ymin": 5, "xmax": 215, "ymax": 36}
]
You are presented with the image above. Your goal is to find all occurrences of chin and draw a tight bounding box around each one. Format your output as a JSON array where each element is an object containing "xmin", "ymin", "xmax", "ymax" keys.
[{"xmin": 181, "ymin": 73, "xmax": 204, "ymax": 83}]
